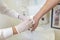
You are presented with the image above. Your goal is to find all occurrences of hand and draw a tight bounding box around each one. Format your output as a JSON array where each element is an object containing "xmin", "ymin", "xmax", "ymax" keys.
[
  {"xmin": 31, "ymin": 16, "xmax": 39, "ymax": 31},
  {"xmin": 15, "ymin": 18, "xmax": 34, "ymax": 33}
]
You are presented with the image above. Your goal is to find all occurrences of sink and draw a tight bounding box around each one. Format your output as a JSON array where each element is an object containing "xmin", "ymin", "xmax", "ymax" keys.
[
  {"xmin": 0, "ymin": 0, "xmax": 55, "ymax": 40},
  {"xmin": 19, "ymin": 27, "xmax": 55, "ymax": 40},
  {"xmin": 0, "ymin": 12, "xmax": 55, "ymax": 40},
  {"xmin": 6, "ymin": 27, "xmax": 55, "ymax": 40}
]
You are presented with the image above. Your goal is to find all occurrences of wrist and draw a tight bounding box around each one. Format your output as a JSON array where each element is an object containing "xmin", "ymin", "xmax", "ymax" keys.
[
  {"xmin": 12, "ymin": 26, "xmax": 18, "ymax": 35},
  {"xmin": 33, "ymin": 15, "xmax": 40, "ymax": 22}
]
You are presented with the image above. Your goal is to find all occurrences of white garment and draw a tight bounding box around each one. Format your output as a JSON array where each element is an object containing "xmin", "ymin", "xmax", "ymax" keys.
[
  {"xmin": 15, "ymin": 19, "xmax": 34, "ymax": 33},
  {"xmin": 0, "ymin": 0, "xmax": 34, "ymax": 40},
  {"xmin": 0, "ymin": 19, "xmax": 34, "ymax": 40},
  {"xmin": 0, "ymin": 27, "xmax": 13, "ymax": 40},
  {"xmin": 0, "ymin": 0, "xmax": 29, "ymax": 21}
]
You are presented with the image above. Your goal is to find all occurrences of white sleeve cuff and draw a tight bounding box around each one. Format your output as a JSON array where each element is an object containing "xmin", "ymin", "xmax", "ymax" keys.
[{"xmin": 0, "ymin": 27, "xmax": 13, "ymax": 39}]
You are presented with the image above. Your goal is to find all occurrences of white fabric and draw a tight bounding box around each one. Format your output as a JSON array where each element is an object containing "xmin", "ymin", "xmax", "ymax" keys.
[
  {"xmin": 0, "ymin": 0, "xmax": 28, "ymax": 21},
  {"xmin": 21, "ymin": 30, "xmax": 33, "ymax": 40},
  {"xmin": 15, "ymin": 19, "xmax": 34, "ymax": 33},
  {"xmin": 20, "ymin": 27, "xmax": 55, "ymax": 40},
  {"xmin": 0, "ymin": 0, "xmax": 35, "ymax": 40},
  {"xmin": 0, "ymin": 27, "xmax": 13, "ymax": 39}
]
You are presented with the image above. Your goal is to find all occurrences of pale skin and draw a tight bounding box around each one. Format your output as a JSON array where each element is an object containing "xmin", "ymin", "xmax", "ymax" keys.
[{"xmin": 31, "ymin": 0, "xmax": 60, "ymax": 31}]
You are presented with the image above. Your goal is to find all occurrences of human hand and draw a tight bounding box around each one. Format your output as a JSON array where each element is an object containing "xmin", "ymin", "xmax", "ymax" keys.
[
  {"xmin": 31, "ymin": 16, "xmax": 39, "ymax": 31},
  {"xmin": 15, "ymin": 18, "xmax": 34, "ymax": 33}
]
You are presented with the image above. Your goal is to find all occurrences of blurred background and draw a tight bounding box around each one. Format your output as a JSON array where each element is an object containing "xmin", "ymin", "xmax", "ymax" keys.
[{"xmin": 0, "ymin": 0, "xmax": 60, "ymax": 40}]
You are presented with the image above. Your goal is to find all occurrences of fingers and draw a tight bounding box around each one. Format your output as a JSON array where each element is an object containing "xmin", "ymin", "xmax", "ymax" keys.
[
  {"xmin": 26, "ymin": 19, "xmax": 34, "ymax": 27},
  {"xmin": 31, "ymin": 23, "xmax": 38, "ymax": 31},
  {"xmin": 31, "ymin": 25, "xmax": 36, "ymax": 31}
]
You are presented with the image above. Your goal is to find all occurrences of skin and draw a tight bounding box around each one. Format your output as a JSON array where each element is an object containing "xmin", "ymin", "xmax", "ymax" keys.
[
  {"xmin": 31, "ymin": 0, "xmax": 60, "ymax": 31},
  {"xmin": 12, "ymin": 26, "xmax": 18, "ymax": 35}
]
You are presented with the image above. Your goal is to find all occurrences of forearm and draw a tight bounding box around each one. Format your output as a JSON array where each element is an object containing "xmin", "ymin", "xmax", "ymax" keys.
[
  {"xmin": 0, "ymin": 19, "xmax": 34, "ymax": 39},
  {"xmin": 34, "ymin": 0, "xmax": 60, "ymax": 20}
]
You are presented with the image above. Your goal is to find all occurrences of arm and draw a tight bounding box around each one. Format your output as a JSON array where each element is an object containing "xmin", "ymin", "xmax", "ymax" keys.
[
  {"xmin": 34, "ymin": 0, "xmax": 60, "ymax": 20},
  {"xmin": 0, "ymin": 0, "xmax": 34, "ymax": 39},
  {"xmin": 32, "ymin": 0, "xmax": 60, "ymax": 31},
  {"xmin": 0, "ymin": 0, "xmax": 28, "ymax": 21},
  {"xmin": 0, "ymin": 26, "xmax": 18, "ymax": 39},
  {"xmin": 0, "ymin": 18, "xmax": 34, "ymax": 39}
]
